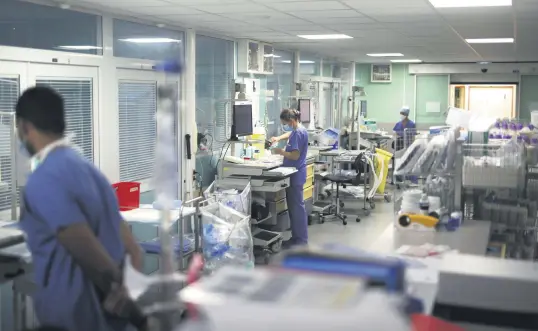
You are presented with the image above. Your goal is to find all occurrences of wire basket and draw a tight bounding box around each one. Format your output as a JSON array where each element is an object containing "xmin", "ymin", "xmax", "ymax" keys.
[
  {"xmin": 203, "ymin": 179, "xmax": 251, "ymax": 215},
  {"xmin": 462, "ymin": 142, "xmax": 525, "ymax": 189}
]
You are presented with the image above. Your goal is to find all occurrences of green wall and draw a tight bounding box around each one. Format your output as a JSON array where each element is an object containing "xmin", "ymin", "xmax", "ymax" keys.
[
  {"xmin": 519, "ymin": 75, "xmax": 538, "ymax": 122},
  {"xmin": 355, "ymin": 63, "xmax": 415, "ymax": 126},
  {"xmin": 416, "ymin": 75, "xmax": 449, "ymax": 126},
  {"xmin": 355, "ymin": 63, "xmax": 450, "ymax": 129}
]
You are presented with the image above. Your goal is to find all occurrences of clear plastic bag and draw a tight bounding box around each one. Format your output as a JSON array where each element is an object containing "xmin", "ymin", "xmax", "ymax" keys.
[
  {"xmin": 395, "ymin": 139, "xmax": 428, "ymax": 175},
  {"xmin": 200, "ymin": 202, "xmax": 254, "ymax": 272}
]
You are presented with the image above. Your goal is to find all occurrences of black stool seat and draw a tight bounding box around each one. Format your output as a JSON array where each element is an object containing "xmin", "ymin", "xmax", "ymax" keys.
[{"xmin": 323, "ymin": 174, "xmax": 354, "ymax": 184}]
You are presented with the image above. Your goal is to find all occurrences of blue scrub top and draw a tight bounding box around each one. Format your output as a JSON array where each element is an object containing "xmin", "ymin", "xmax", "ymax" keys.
[
  {"xmin": 20, "ymin": 147, "xmax": 128, "ymax": 331},
  {"xmin": 282, "ymin": 126, "xmax": 309, "ymax": 186},
  {"xmin": 393, "ymin": 119, "xmax": 416, "ymax": 137}
]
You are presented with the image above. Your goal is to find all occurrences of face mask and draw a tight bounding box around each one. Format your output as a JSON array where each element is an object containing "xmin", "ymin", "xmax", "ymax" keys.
[
  {"xmin": 18, "ymin": 138, "xmax": 32, "ymax": 157},
  {"xmin": 283, "ymin": 124, "xmax": 293, "ymax": 132},
  {"xmin": 401, "ymin": 115, "xmax": 407, "ymax": 121}
]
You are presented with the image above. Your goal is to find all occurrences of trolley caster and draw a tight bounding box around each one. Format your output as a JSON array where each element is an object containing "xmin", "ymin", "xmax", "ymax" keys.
[
  {"xmin": 320, "ymin": 217, "xmax": 325, "ymax": 224},
  {"xmin": 325, "ymin": 190, "xmax": 332, "ymax": 197},
  {"xmin": 339, "ymin": 201, "xmax": 345, "ymax": 208},
  {"xmin": 308, "ymin": 215, "xmax": 313, "ymax": 226},
  {"xmin": 363, "ymin": 209, "xmax": 371, "ymax": 216},
  {"xmin": 370, "ymin": 201, "xmax": 376, "ymax": 209},
  {"xmin": 396, "ymin": 184, "xmax": 401, "ymax": 190},
  {"xmin": 356, "ymin": 217, "xmax": 361, "ymax": 223},
  {"xmin": 343, "ymin": 220, "xmax": 348, "ymax": 225},
  {"xmin": 384, "ymin": 194, "xmax": 392, "ymax": 203}
]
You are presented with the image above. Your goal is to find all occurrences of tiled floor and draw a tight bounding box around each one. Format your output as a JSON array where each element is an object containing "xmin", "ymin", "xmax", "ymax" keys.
[{"xmin": 287, "ymin": 196, "xmax": 395, "ymax": 250}]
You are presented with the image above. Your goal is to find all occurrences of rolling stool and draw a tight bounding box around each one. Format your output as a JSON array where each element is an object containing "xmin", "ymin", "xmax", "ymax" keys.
[{"xmin": 319, "ymin": 154, "xmax": 365, "ymax": 225}]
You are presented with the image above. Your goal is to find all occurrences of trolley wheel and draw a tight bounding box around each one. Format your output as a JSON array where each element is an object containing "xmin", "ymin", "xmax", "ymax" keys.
[
  {"xmin": 356, "ymin": 217, "xmax": 361, "ymax": 223},
  {"xmin": 326, "ymin": 190, "xmax": 332, "ymax": 197},
  {"xmin": 339, "ymin": 201, "xmax": 345, "ymax": 208},
  {"xmin": 384, "ymin": 194, "xmax": 392, "ymax": 203},
  {"xmin": 396, "ymin": 184, "xmax": 401, "ymax": 190},
  {"xmin": 364, "ymin": 209, "xmax": 371, "ymax": 216},
  {"xmin": 370, "ymin": 201, "xmax": 376, "ymax": 209},
  {"xmin": 320, "ymin": 217, "xmax": 325, "ymax": 224},
  {"xmin": 308, "ymin": 215, "xmax": 313, "ymax": 226},
  {"xmin": 343, "ymin": 220, "xmax": 348, "ymax": 226}
]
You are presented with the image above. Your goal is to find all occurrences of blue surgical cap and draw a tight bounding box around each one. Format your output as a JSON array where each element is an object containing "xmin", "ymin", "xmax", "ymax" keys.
[{"xmin": 400, "ymin": 106, "xmax": 410, "ymax": 116}]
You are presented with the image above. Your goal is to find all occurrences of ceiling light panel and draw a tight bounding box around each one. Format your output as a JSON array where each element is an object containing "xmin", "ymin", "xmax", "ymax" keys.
[
  {"xmin": 126, "ymin": 6, "xmax": 203, "ymax": 15},
  {"xmin": 298, "ymin": 34, "xmax": 353, "ymax": 40},
  {"xmin": 391, "ymin": 59, "xmax": 423, "ymax": 63},
  {"xmin": 429, "ymin": 0, "xmax": 511, "ymax": 7},
  {"xmin": 264, "ymin": 1, "xmax": 348, "ymax": 11},
  {"xmin": 466, "ymin": 38, "xmax": 514, "ymax": 43},
  {"xmin": 367, "ymin": 53, "xmax": 404, "ymax": 57}
]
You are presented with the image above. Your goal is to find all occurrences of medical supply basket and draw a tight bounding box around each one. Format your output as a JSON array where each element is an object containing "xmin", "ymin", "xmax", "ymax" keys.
[
  {"xmin": 203, "ymin": 178, "xmax": 251, "ymax": 215},
  {"xmin": 462, "ymin": 141, "xmax": 536, "ymax": 260}
]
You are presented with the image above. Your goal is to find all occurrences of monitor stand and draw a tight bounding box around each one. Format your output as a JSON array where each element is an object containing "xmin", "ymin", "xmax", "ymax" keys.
[{"xmin": 229, "ymin": 125, "xmax": 239, "ymax": 141}]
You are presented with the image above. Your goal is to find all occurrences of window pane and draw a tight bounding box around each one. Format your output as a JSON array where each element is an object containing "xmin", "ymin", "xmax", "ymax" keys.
[
  {"xmin": 300, "ymin": 53, "xmax": 321, "ymax": 76},
  {"xmin": 0, "ymin": 0, "xmax": 102, "ymax": 55},
  {"xmin": 195, "ymin": 35, "xmax": 234, "ymax": 187},
  {"xmin": 113, "ymin": 20, "xmax": 183, "ymax": 61},
  {"xmin": 0, "ymin": 77, "xmax": 18, "ymax": 212},
  {"xmin": 36, "ymin": 79, "xmax": 94, "ymax": 162},
  {"xmin": 118, "ymin": 81, "xmax": 157, "ymax": 182},
  {"xmin": 267, "ymin": 50, "xmax": 294, "ymax": 137}
]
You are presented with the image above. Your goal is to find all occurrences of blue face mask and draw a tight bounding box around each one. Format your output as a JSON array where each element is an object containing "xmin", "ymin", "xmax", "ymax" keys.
[{"xmin": 283, "ymin": 124, "xmax": 293, "ymax": 132}]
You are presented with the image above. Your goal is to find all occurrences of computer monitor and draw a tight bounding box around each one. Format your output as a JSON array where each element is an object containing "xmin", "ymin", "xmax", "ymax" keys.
[
  {"xmin": 231, "ymin": 103, "xmax": 253, "ymax": 140},
  {"xmin": 298, "ymin": 99, "xmax": 311, "ymax": 123}
]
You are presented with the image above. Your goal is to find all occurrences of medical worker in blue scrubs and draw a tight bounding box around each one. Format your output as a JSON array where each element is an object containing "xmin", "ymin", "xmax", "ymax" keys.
[
  {"xmin": 271, "ymin": 108, "xmax": 309, "ymax": 248},
  {"xmin": 16, "ymin": 87, "xmax": 147, "ymax": 331},
  {"xmin": 393, "ymin": 106, "xmax": 416, "ymax": 150}
]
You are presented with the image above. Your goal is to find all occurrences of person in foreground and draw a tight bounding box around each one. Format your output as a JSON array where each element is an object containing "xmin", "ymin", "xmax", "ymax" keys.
[
  {"xmin": 17, "ymin": 87, "xmax": 146, "ymax": 331},
  {"xmin": 271, "ymin": 108, "xmax": 309, "ymax": 248}
]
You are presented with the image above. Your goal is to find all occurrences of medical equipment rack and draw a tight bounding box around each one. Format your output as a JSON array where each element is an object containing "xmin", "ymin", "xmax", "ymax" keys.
[
  {"xmin": 393, "ymin": 132, "xmax": 463, "ymax": 225},
  {"xmin": 461, "ymin": 142, "xmax": 537, "ymax": 261}
]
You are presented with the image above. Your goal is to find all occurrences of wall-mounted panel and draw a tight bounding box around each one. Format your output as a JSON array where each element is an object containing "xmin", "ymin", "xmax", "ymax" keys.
[
  {"xmin": 519, "ymin": 75, "xmax": 538, "ymax": 122},
  {"xmin": 416, "ymin": 75, "xmax": 449, "ymax": 126}
]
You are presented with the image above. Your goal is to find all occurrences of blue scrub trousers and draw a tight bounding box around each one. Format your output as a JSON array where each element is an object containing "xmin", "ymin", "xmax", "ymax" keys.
[{"xmin": 286, "ymin": 184, "xmax": 308, "ymax": 245}]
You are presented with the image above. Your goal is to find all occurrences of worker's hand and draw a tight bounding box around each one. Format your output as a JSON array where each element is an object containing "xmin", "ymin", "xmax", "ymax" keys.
[
  {"xmin": 272, "ymin": 148, "xmax": 284, "ymax": 156},
  {"xmin": 270, "ymin": 136, "xmax": 279, "ymax": 143},
  {"xmin": 103, "ymin": 282, "xmax": 131, "ymax": 318}
]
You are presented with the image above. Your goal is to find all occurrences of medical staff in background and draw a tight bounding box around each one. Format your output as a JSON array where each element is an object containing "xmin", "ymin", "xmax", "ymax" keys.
[
  {"xmin": 270, "ymin": 109, "xmax": 309, "ymax": 248},
  {"xmin": 393, "ymin": 106, "xmax": 416, "ymax": 151},
  {"xmin": 16, "ymin": 87, "xmax": 147, "ymax": 331}
]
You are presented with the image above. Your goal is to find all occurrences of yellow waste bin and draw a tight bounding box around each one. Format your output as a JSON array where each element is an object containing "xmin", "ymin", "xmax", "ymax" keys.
[{"xmin": 375, "ymin": 148, "xmax": 392, "ymax": 194}]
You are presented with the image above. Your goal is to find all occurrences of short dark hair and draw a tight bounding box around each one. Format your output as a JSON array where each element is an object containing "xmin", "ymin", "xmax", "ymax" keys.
[
  {"xmin": 280, "ymin": 108, "xmax": 300, "ymax": 121},
  {"xmin": 16, "ymin": 86, "xmax": 66, "ymax": 136}
]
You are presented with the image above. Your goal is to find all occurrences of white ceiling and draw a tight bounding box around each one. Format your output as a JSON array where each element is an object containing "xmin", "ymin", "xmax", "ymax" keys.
[{"xmin": 69, "ymin": 0, "xmax": 537, "ymax": 63}]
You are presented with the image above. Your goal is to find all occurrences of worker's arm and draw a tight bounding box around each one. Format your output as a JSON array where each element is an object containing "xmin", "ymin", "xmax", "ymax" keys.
[
  {"xmin": 271, "ymin": 131, "xmax": 291, "ymax": 143},
  {"xmin": 56, "ymin": 223, "xmax": 146, "ymax": 327},
  {"xmin": 25, "ymin": 178, "xmax": 147, "ymax": 329},
  {"xmin": 280, "ymin": 150, "xmax": 300, "ymax": 161},
  {"xmin": 120, "ymin": 221, "xmax": 143, "ymax": 272}
]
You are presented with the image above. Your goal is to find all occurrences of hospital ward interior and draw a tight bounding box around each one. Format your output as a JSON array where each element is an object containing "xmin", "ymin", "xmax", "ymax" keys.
[{"xmin": 1, "ymin": 0, "xmax": 538, "ymax": 330}]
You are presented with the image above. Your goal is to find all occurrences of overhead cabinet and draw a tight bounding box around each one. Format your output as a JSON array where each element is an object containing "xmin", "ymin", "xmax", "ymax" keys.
[{"xmin": 238, "ymin": 40, "xmax": 274, "ymax": 75}]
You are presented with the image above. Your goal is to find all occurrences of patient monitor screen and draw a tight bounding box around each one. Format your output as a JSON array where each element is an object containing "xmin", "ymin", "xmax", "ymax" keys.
[
  {"xmin": 233, "ymin": 104, "xmax": 253, "ymax": 136},
  {"xmin": 299, "ymin": 99, "xmax": 311, "ymax": 123}
]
